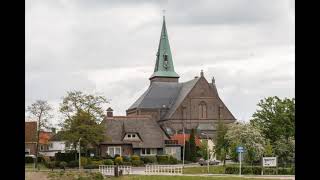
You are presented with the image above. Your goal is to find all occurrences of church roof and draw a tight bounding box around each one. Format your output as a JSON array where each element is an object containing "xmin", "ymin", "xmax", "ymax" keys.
[{"xmin": 128, "ymin": 77, "xmax": 200, "ymax": 118}]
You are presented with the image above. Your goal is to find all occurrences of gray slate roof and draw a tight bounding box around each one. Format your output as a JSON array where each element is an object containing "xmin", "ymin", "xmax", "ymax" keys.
[
  {"xmin": 101, "ymin": 116, "xmax": 169, "ymax": 148},
  {"xmin": 128, "ymin": 78, "xmax": 200, "ymax": 119}
]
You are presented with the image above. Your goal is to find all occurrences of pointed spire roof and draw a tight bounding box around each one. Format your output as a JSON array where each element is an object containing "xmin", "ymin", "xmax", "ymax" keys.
[{"xmin": 150, "ymin": 16, "xmax": 179, "ymax": 80}]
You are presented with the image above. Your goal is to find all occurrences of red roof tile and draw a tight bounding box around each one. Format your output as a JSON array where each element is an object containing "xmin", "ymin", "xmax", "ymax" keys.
[{"xmin": 170, "ymin": 134, "xmax": 201, "ymax": 146}]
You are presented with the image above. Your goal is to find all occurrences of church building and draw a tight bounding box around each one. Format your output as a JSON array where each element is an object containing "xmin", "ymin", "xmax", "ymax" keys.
[{"xmin": 99, "ymin": 16, "xmax": 236, "ymax": 160}]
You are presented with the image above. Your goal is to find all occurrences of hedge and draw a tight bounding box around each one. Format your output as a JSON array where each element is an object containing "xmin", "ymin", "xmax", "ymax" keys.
[
  {"xmin": 225, "ymin": 166, "xmax": 295, "ymax": 175},
  {"xmin": 67, "ymin": 160, "xmax": 78, "ymax": 168},
  {"xmin": 141, "ymin": 156, "xmax": 157, "ymax": 164},
  {"xmin": 131, "ymin": 155, "xmax": 140, "ymax": 161},
  {"xmin": 25, "ymin": 156, "xmax": 35, "ymax": 163},
  {"xmin": 114, "ymin": 157, "xmax": 123, "ymax": 165},
  {"xmin": 103, "ymin": 159, "xmax": 114, "ymax": 165},
  {"xmin": 55, "ymin": 152, "xmax": 76, "ymax": 163},
  {"xmin": 132, "ymin": 160, "xmax": 144, "ymax": 167},
  {"xmin": 156, "ymin": 155, "xmax": 169, "ymax": 164},
  {"xmin": 83, "ymin": 164, "xmax": 99, "ymax": 169}
]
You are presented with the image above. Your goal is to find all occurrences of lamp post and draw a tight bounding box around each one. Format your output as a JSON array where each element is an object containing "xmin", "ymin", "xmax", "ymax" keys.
[
  {"xmin": 78, "ymin": 137, "xmax": 82, "ymax": 171},
  {"xmin": 182, "ymin": 106, "xmax": 186, "ymax": 168},
  {"xmin": 201, "ymin": 132, "xmax": 210, "ymax": 174}
]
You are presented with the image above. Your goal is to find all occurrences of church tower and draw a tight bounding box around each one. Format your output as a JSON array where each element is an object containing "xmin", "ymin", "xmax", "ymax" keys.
[{"xmin": 149, "ymin": 16, "xmax": 180, "ymax": 83}]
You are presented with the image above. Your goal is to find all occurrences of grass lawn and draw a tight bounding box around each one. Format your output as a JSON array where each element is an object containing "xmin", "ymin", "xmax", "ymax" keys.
[
  {"xmin": 25, "ymin": 163, "xmax": 48, "ymax": 170},
  {"xmin": 26, "ymin": 171, "xmax": 287, "ymax": 180}
]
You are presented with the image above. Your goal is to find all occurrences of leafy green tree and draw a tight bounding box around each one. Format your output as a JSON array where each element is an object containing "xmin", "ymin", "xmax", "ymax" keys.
[
  {"xmin": 189, "ymin": 129, "xmax": 197, "ymax": 162},
  {"xmin": 225, "ymin": 122, "xmax": 265, "ymax": 165},
  {"xmin": 59, "ymin": 91, "xmax": 108, "ymax": 123},
  {"xmin": 214, "ymin": 119, "xmax": 229, "ymax": 167},
  {"xmin": 27, "ymin": 100, "xmax": 53, "ymax": 168},
  {"xmin": 197, "ymin": 140, "xmax": 208, "ymax": 160},
  {"xmin": 60, "ymin": 110, "xmax": 105, "ymax": 157},
  {"xmin": 250, "ymin": 96, "xmax": 295, "ymax": 143},
  {"xmin": 264, "ymin": 140, "xmax": 274, "ymax": 157},
  {"xmin": 274, "ymin": 136, "xmax": 295, "ymax": 166}
]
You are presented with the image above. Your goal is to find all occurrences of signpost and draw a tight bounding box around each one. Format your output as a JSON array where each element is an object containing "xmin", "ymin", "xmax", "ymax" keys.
[
  {"xmin": 236, "ymin": 146, "xmax": 244, "ymax": 176},
  {"xmin": 262, "ymin": 157, "xmax": 277, "ymax": 175}
]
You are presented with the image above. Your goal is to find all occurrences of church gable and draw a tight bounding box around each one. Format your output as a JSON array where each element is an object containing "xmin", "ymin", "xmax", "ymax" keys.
[{"xmin": 170, "ymin": 75, "xmax": 236, "ymax": 121}]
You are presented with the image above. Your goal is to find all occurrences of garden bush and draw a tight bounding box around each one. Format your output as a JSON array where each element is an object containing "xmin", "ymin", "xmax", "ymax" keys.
[
  {"xmin": 25, "ymin": 156, "xmax": 34, "ymax": 163},
  {"xmin": 67, "ymin": 160, "xmax": 78, "ymax": 168},
  {"xmin": 156, "ymin": 155, "xmax": 169, "ymax": 164},
  {"xmin": 46, "ymin": 161, "xmax": 56, "ymax": 169},
  {"xmin": 114, "ymin": 157, "xmax": 123, "ymax": 165},
  {"xmin": 103, "ymin": 159, "xmax": 114, "ymax": 165},
  {"xmin": 114, "ymin": 154, "xmax": 120, "ymax": 159},
  {"xmin": 91, "ymin": 160, "xmax": 104, "ymax": 166},
  {"xmin": 141, "ymin": 156, "xmax": 157, "ymax": 164},
  {"xmin": 81, "ymin": 157, "xmax": 88, "ymax": 166},
  {"xmin": 55, "ymin": 152, "xmax": 76, "ymax": 162},
  {"xmin": 132, "ymin": 160, "xmax": 144, "ymax": 166},
  {"xmin": 131, "ymin": 155, "xmax": 140, "ymax": 161},
  {"xmin": 168, "ymin": 156, "xmax": 178, "ymax": 164},
  {"xmin": 59, "ymin": 161, "xmax": 67, "ymax": 169},
  {"xmin": 122, "ymin": 156, "xmax": 131, "ymax": 162}
]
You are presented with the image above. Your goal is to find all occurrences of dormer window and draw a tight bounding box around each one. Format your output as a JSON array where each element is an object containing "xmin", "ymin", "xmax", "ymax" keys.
[
  {"xmin": 124, "ymin": 133, "xmax": 139, "ymax": 141},
  {"xmin": 163, "ymin": 54, "xmax": 168, "ymax": 69}
]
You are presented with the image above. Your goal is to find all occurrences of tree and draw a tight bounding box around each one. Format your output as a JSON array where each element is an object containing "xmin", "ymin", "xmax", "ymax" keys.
[
  {"xmin": 250, "ymin": 96, "xmax": 295, "ymax": 143},
  {"xmin": 225, "ymin": 122, "xmax": 265, "ymax": 165},
  {"xmin": 59, "ymin": 91, "xmax": 108, "ymax": 123},
  {"xmin": 189, "ymin": 129, "xmax": 197, "ymax": 162},
  {"xmin": 60, "ymin": 110, "xmax": 105, "ymax": 157},
  {"xmin": 184, "ymin": 141, "xmax": 191, "ymax": 161},
  {"xmin": 27, "ymin": 100, "xmax": 53, "ymax": 168},
  {"xmin": 214, "ymin": 119, "xmax": 229, "ymax": 167},
  {"xmin": 197, "ymin": 140, "xmax": 208, "ymax": 160},
  {"xmin": 264, "ymin": 140, "xmax": 274, "ymax": 157},
  {"xmin": 274, "ymin": 136, "xmax": 295, "ymax": 166}
]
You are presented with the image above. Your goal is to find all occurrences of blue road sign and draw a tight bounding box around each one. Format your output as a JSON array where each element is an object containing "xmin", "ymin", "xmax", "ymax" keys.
[{"xmin": 236, "ymin": 146, "xmax": 244, "ymax": 153}]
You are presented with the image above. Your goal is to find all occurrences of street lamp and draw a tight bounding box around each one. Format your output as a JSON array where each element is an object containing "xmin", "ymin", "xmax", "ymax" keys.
[
  {"xmin": 78, "ymin": 137, "xmax": 82, "ymax": 171},
  {"xmin": 201, "ymin": 132, "xmax": 210, "ymax": 174}
]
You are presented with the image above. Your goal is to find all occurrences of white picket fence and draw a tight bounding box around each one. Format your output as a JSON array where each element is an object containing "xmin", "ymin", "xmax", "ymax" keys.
[
  {"xmin": 99, "ymin": 165, "xmax": 132, "ymax": 176},
  {"xmin": 145, "ymin": 165, "xmax": 183, "ymax": 175}
]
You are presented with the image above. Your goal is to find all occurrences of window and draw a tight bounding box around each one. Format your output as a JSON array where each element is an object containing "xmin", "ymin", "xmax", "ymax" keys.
[
  {"xmin": 128, "ymin": 134, "xmax": 131, "ymax": 138},
  {"xmin": 125, "ymin": 133, "xmax": 138, "ymax": 139},
  {"xmin": 199, "ymin": 102, "xmax": 207, "ymax": 119},
  {"xmin": 40, "ymin": 145, "xmax": 44, "ymax": 151},
  {"xmin": 141, "ymin": 148, "xmax": 157, "ymax": 156},
  {"xmin": 108, "ymin": 146, "xmax": 121, "ymax": 157},
  {"xmin": 132, "ymin": 134, "xmax": 136, "ymax": 138},
  {"xmin": 49, "ymin": 143, "xmax": 53, "ymax": 149}
]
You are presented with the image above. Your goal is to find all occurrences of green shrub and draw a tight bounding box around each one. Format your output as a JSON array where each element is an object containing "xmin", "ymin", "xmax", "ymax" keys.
[
  {"xmin": 91, "ymin": 160, "xmax": 104, "ymax": 166},
  {"xmin": 80, "ymin": 157, "xmax": 88, "ymax": 166},
  {"xmin": 156, "ymin": 155, "xmax": 169, "ymax": 164},
  {"xmin": 168, "ymin": 156, "xmax": 178, "ymax": 164},
  {"xmin": 59, "ymin": 161, "xmax": 67, "ymax": 169},
  {"xmin": 55, "ymin": 152, "xmax": 76, "ymax": 163},
  {"xmin": 141, "ymin": 156, "xmax": 157, "ymax": 164},
  {"xmin": 132, "ymin": 160, "xmax": 144, "ymax": 166},
  {"xmin": 114, "ymin": 157, "xmax": 123, "ymax": 165},
  {"xmin": 122, "ymin": 156, "xmax": 131, "ymax": 162},
  {"xmin": 103, "ymin": 159, "xmax": 114, "ymax": 165},
  {"xmin": 131, "ymin": 155, "xmax": 140, "ymax": 161},
  {"xmin": 25, "ymin": 156, "xmax": 34, "ymax": 163},
  {"xmin": 83, "ymin": 164, "xmax": 99, "ymax": 169},
  {"xmin": 67, "ymin": 160, "xmax": 78, "ymax": 168},
  {"xmin": 46, "ymin": 161, "xmax": 56, "ymax": 169},
  {"xmin": 37, "ymin": 156, "xmax": 45, "ymax": 163},
  {"xmin": 114, "ymin": 154, "xmax": 120, "ymax": 159}
]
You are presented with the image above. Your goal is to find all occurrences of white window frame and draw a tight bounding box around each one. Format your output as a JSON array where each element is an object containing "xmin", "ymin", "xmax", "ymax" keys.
[
  {"xmin": 141, "ymin": 148, "xmax": 157, "ymax": 156},
  {"xmin": 108, "ymin": 146, "xmax": 122, "ymax": 157}
]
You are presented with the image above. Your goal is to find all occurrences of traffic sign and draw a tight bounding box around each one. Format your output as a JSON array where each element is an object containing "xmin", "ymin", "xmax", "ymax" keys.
[{"xmin": 236, "ymin": 146, "xmax": 244, "ymax": 153}]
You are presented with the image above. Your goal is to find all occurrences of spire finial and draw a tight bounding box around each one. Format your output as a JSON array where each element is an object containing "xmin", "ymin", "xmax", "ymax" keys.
[{"xmin": 200, "ymin": 69, "xmax": 204, "ymax": 77}]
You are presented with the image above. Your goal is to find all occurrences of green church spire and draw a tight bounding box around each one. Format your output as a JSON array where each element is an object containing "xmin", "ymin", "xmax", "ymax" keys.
[{"xmin": 150, "ymin": 15, "xmax": 180, "ymax": 81}]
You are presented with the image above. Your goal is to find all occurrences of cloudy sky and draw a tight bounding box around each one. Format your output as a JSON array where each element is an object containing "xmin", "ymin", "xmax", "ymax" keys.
[{"xmin": 25, "ymin": 0, "xmax": 295, "ymax": 126}]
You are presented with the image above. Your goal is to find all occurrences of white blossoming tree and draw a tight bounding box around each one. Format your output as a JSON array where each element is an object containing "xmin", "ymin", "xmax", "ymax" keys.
[{"xmin": 225, "ymin": 121, "xmax": 265, "ymax": 165}]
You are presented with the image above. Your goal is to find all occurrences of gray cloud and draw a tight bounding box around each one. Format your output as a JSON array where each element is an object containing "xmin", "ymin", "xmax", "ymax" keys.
[{"xmin": 26, "ymin": 0, "xmax": 295, "ymax": 124}]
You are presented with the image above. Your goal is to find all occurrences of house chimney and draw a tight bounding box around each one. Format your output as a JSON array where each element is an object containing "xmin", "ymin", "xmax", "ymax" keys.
[
  {"xmin": 106, "ymin": 107, "xmax": 113, "ymax": 117},
  {"xmin": 200, "ymin": 70, "xmax": 204, "ymax": 77}
]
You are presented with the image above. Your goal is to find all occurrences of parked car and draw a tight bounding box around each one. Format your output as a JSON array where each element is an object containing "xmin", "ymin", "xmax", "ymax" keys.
[{"xmin": 198, "ymin": 158, "xmax": 221, "ymax": 166}]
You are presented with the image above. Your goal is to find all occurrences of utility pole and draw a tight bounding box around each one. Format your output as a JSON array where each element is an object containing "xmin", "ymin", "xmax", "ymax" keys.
[
  {"xmin": 79, "ymin": 137, "xmax": 82, "ymax": 171},
  {"xmin": 182, "ymin": 106, "xmax": 186, "ymax": 167}
]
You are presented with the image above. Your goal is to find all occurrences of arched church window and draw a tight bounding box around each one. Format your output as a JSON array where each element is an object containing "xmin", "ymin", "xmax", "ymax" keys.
[{"xmin": 199, "ymin": 101, "xmax": 207, "ymax": 119}]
